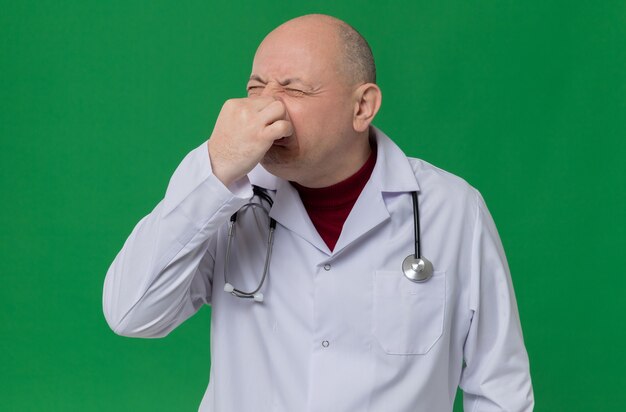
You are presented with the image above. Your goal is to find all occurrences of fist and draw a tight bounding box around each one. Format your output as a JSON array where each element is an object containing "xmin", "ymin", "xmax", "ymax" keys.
[{"xmin": 207, "ymin": 97, "xmax": 293, "ymax": 186}]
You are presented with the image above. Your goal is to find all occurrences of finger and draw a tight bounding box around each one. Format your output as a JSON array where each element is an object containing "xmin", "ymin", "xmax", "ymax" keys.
[
  {"xmin": 261, "ymin": 120, "xmax": 293, "ymax": 141},
  {"xmin": 258, "ymin": 100, "xmax": 287, "ymax": 124},
  {"xmin": 246, "ymin": 95, "xmax": 277, "ymax": 111}
]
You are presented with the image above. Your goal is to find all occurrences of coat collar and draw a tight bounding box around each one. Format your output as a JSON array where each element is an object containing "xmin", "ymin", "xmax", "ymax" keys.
[
  {"xmin": 247, "ymin": 126, "xmax": 420, "ymax": 256},
  {"xmin": 366, "ymin": 125, "xmax": 420, "ymax": 193}
]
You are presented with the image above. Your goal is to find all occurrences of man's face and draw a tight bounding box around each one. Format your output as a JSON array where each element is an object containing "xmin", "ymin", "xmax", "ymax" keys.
[{"xmin": 247, "ymin": 22, "xmax": 359, "ymax": 185}]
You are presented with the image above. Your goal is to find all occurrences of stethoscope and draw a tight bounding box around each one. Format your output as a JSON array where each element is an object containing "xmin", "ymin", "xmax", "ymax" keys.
[
  {"xmin": 223, "ymin": 186, "xmax": 276, "ymax": 302},
  {"xmin": 223, "ymin": 186, "xmax": 433, "ymax": 302}
]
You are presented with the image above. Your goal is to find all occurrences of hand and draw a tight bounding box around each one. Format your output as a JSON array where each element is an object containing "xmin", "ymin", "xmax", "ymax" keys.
[{"xmin": 207, "ymin": 97, "xmax": 293, "ymax": 186}]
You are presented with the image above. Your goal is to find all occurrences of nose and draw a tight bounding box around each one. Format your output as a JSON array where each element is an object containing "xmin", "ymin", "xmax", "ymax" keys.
[
  {"xmin": 260, "ymin": 82, "xmax": 283, "ymax": 100},
  {"xmin": 260, "ymin": 85, "xmax": 291, "ymax": 121}
]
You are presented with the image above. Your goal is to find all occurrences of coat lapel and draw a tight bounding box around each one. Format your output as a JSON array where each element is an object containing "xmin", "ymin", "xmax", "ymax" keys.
[
  {"xmin": 269, "ymin": 179, "xmax": 331, "ymax": 255},
  {"xmin": 332, "ymin": 126, "xmax": 420, "ymax": 255},
  {"xmin": 247, "ymin": 126, "xmax": 420, "ymax": 257},
  {"xmin": 249, "ymin": 164, "xmax": 331, "ymax": 255}
]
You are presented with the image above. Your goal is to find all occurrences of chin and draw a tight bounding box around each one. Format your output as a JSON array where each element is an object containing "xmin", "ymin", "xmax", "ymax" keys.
[
  {"xmin": 260, "ymin": 153, "xmax": 301, "ymax": 181},
  {"xmin": 261, "ymin": 158, "xmax": 293, "ymax": 180}
]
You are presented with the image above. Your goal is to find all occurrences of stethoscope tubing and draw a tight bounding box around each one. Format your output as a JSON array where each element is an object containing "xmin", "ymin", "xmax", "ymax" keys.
[
  {"xmin": 412, "ymin": 191, "xmax": 422, "ymax": 259},
  {"xmin": 225, "ymin": 188, "xmax": 433, "ymax": 301},
  {"xmin": 223, "ymin": 189, "xmax": 276, "ymax": 300}
]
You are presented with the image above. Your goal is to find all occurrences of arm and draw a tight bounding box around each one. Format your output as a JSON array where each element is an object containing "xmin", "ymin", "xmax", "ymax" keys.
[
  {"xmin": 102, "ymin": 141, "xmax": 252, "ymax": 338},
  {"xmin": 103, "ymin": 97, "xmax": 292, "ymax": 338},
  {"xmin": 459, "ymin": 190, "xmax": 534, "ymax": 411}
]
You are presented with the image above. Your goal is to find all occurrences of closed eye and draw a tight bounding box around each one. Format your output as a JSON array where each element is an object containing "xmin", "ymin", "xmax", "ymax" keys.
[
  {"xmin": 247, "ymin": 85, "xmax": 263, "ymax": 95},
  {"xmin": 246, "ymin": 85, "xmax": 307, "ymax": 97},
  {"xmin": 285, "ymin": 88, "xmax": 306, "ymax": 97}
]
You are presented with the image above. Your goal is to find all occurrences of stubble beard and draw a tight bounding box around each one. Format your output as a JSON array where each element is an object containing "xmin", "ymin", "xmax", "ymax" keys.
[
  {"xmin": 261, "ymin": 145, "xmax": 308, "ymax": 182},
  {"xmin": 261, "ymin": 146, "xmax": 293, "ymax": 178},
  {"xmin": 261, "ymin": 145, "xmax": 289, "ymax": 166}
]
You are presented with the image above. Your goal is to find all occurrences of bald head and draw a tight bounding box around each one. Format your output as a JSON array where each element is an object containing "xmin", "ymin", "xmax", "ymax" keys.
[
  {"xmin": 332, "ymin": 17, "xmax": 377, "ymax": 84},
  {"xmin": 261, "ymin": 14, "xmax": 376, "ymax": 85}
]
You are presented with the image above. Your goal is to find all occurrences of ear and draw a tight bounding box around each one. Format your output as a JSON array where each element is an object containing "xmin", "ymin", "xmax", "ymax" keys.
[{"xmin": 352, "ymin": 83, "xmax": 382, "ymax": 133}]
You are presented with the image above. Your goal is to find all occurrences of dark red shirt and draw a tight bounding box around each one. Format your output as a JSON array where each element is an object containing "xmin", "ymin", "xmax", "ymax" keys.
[{"xmin": 291, "ymin": 148, "xmax": 377, "ymax": 251}]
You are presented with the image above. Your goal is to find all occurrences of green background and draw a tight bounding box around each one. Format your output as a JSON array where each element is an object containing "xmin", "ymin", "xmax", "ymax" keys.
[{"xmin": 1, "ymin": 1, "xmax": 624, "ymax": 410}]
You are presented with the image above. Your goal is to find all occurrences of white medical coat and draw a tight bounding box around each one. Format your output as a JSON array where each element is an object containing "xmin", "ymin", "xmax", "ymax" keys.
[{"xmin": 103, "ymin": 126, "xmax": 533, "ymax": 411}]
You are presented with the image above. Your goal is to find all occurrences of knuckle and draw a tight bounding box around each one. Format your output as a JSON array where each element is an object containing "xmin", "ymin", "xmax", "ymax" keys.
[
  {"xmin": 222, "ymin": 98, "xmax": 237, "ymax": 110},
  {"xmin": 277, "ymin": 122, "xmax": 289, "ymax": 135}
]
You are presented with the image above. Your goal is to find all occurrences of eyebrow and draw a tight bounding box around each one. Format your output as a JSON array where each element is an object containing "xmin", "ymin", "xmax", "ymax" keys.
[{"xmin": 248, "ymin": 75, "xmax": 310, "ymax": 87}]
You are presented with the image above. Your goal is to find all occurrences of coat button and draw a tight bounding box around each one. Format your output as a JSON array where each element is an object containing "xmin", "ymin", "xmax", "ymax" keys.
[{"xmin": 323, "ymin": 264, "xmax": 331, "ymax": 271}]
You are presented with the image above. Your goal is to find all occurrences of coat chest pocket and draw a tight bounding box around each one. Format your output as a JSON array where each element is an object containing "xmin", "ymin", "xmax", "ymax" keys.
[{"xmin": 373, "ymin": 270, "xmax": 446, "ymax": 355}]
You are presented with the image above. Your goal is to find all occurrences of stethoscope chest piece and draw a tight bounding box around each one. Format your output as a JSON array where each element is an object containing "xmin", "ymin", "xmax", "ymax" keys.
[
  {"xmin": 402, "ymin": 254, "xmax": 433, "ymax": 283},
  {"xmin": 402, "ymin": 191, "xmax": 433, "ymax": 283}
]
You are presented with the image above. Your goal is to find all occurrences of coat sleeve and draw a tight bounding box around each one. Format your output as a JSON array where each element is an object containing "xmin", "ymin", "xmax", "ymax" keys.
[
  {"xmin": 102, "ymin": 140, "xmax": 253, "ymax": 338},
  {"xmin": 459, "ymin": 190, "xmax": 534, "ymax": 411}
]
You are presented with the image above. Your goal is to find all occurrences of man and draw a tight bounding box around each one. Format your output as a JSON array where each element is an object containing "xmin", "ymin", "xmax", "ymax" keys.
[{"xmin": 103, "ymin": 14, "xmax": 534, "ymax": 411}]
